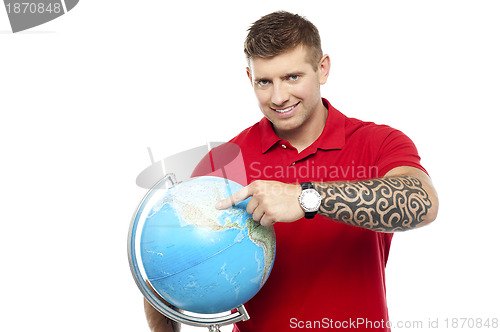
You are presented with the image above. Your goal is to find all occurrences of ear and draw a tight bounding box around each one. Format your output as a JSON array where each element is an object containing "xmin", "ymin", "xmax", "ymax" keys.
[
  {"xmin": 246, "ymin": 67, "xmax": 254, "ymax": 87},
  {"xmin": 317, "ymin": 54, "xmax": 331, "ymax": 85}
]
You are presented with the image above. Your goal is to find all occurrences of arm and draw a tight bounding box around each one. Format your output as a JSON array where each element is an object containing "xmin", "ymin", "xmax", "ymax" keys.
[
  {"xmin": 144, "ymin": 300, "xmax": 180, "ymax": 332},
  {"xmin": 216, "ymin": 166, "xmax": 438, "ymax": 232},
  {"xmin": 314, "ymin": 166, "xmax": 438, "ymax": 232},
  {"xmin": 144, "ymin": 280, "xmax": 181, "ymax": 332}
]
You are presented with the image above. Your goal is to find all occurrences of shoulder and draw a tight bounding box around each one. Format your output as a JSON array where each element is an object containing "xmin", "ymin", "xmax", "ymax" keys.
[
  {"xmin": 344, "ymin": 116, "xmax": 421, "ymax": 168},
  {"xmin": 344, "ymin": 116, "xmax": 404, "ymax": 144}
]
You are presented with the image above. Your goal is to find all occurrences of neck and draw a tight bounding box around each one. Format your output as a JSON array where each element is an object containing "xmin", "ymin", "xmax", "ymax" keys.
[{"xmin": 276, "ymin": 102, "xmax": 328, "ymax": 153}]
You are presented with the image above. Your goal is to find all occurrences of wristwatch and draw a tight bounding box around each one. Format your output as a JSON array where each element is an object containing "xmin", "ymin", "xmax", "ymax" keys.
[{"xmin": 298, "ymin": 182, "xmax": 322, "ymax": 219}]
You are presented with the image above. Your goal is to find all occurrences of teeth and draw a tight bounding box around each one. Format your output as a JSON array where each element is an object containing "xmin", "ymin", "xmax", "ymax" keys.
[{"xmin": 275, "ymin": 105, "xmax": 294, "ymax": 113}]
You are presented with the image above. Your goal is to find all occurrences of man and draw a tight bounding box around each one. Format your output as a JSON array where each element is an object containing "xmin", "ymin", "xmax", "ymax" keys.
[{"xmin": 145, "ymin": 11, "xmax": 438, "ymax": 331}]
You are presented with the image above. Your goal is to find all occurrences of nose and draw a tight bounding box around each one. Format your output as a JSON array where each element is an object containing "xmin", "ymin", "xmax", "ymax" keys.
[{"xmin": 271, "ymin": 82, "xmax": 289, "ymax": 107}]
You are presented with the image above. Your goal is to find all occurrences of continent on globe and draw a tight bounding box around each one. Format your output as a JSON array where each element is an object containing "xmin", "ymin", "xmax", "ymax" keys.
[
  {"xmin": 245, "ymin": 219, "xmax": 275, "ymax": 287},
  {"xmin": 137, "ymin": 176, "xmax": 276, "ymax": 314}
]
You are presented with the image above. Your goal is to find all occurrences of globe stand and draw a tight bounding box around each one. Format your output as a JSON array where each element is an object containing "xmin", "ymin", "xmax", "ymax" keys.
[
  {"xmin": 128, "ymin": 173, "xmax": 251, "ymax": 330},
  {"xmin": 208, "ymin": 324, "xmax": 220, "ymax": 332}
]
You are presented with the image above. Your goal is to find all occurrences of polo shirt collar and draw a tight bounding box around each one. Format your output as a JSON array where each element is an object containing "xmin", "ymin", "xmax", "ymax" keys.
[
  {"xmin": 259, "ymin": 98, "xmax": 346, "ymax": 153},
  {"xmin": 259, "ymin": 117, "xmax": 280, "ymax": 153}
]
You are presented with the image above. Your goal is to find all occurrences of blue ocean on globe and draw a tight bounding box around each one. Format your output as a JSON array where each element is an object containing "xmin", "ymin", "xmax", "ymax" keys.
[{"xmin": 138, "ymin": 176, "xmax": 276, "ymax": 314}]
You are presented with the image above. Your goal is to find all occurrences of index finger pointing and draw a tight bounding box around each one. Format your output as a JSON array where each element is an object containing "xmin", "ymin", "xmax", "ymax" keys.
[{"xmin": 216, "ymin": 185, "xmax": 252, "ymax": 210}]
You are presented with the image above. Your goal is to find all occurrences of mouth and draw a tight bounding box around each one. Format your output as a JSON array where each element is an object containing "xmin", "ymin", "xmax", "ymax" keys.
[{"xmin": 272, "ymin": 102, "xmax": 300, "ymax": 114}]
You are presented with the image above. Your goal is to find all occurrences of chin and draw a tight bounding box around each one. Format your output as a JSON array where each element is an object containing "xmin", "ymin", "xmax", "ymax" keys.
[{"xmin": 271, "ymin": 120, "xmax": 302, "ymax": 134}]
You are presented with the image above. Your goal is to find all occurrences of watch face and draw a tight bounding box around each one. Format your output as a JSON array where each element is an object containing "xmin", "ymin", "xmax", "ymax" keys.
[{"xmin": 299, "ymin": 189, "xmax": 322, "ymax": 212}]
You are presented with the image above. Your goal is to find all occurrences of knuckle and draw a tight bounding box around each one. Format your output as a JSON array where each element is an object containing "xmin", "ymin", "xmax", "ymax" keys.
[
  {"xmin": 251, "ymin": 180, "xmax": 261, "ymax": 190},
  {"xmin": 265, "ymin": 207, "xmax": 275, "ymax": 219}
]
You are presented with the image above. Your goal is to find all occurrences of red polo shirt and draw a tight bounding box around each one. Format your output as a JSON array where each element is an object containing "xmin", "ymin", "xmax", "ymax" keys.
[{"xmin": 192, "ymin": 99, "xmax": 426, "ymax": 331}]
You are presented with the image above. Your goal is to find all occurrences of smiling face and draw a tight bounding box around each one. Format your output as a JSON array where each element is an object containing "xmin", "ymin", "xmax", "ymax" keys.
[{"xmin": 247, "ymin": 45, "xmax": 331, "ymax": 145}]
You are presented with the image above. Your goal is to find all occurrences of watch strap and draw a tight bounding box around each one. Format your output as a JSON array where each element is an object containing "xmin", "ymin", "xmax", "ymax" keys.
[{"xmin": 301, "ymin": 182, "xmax": 314, "ymax": 190}]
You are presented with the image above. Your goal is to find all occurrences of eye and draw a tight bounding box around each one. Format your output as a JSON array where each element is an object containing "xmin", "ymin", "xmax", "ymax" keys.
[
  {"xmin": 257, "ymin": 79, "xmax": 271, "ymax": 87},
  {"xmin": 288, "ymin": 75, "xmax": 300, "ymax": 81}
]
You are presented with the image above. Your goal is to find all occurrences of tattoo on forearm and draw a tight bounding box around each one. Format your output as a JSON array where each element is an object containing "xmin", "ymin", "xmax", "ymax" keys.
[{"xmin": 315, "ymin": 176, "xmax": 432, "ymax": 232}]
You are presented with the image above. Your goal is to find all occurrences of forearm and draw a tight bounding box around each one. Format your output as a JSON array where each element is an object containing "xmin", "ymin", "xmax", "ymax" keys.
[
  {"xmin": 314, "ymin": 175, "xmax": 435, "ymax": 233},
  {"xmin": 144, "ymin": 280, "xmax": 181, "ymax": 332},
  {"xmin": 144, "ymin": 298, "xmax": 181, "ymax": 332}
]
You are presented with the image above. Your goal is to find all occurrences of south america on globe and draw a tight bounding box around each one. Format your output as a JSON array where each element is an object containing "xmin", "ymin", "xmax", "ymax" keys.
[{"xmin": 138, "ymin": 176, "xmax": 276, "ymax": 314}]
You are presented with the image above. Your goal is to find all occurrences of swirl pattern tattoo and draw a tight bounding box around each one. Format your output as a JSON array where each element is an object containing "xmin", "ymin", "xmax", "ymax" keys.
[{"xmin": 315, "ymin": 176, "xmax": 432, "ymax": 232}]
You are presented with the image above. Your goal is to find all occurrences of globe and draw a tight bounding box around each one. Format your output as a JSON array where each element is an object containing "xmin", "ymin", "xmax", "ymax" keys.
[{"xmin": 135, "ymin": 176, "xmax": 276, "ymax": 314}]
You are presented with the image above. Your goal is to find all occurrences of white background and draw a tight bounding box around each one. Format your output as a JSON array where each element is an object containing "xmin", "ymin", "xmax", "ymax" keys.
[{"xmin": 1, "ymin": 1, "xmax": 499, "ymax": 331}]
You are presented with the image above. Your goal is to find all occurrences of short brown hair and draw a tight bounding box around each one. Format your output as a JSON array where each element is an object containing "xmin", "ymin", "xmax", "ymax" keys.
[{"xmin": 244, "ymin": 11, "xmax": 323, "ymax": 70}]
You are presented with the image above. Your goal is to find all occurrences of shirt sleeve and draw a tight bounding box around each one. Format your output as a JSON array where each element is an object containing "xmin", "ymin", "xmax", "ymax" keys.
[{"xmin": 374, "ymin": 127, "xmax": 427, "ymax": 176}]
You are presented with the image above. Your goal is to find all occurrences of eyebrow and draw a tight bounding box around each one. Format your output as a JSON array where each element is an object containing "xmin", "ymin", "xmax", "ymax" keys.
[{"xmin": 254, "ymin": 71, "xmax": 306, "ymax": 82}]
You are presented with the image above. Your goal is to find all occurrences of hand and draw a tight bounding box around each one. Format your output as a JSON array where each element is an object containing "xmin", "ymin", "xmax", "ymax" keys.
[{"xmin": 216, "ymin": 180, "xmax": 305, "ymax": 227}]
